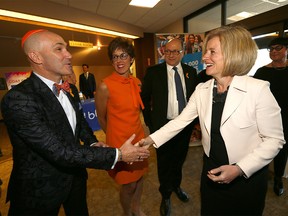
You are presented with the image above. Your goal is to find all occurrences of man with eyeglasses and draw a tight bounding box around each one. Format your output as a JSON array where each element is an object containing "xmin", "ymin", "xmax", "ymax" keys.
[
  {"xmin": 141, "ymin": 38, "xmax": 198, "ymax": 216},
  {"xmin": 254, "ymin": 37, "xmax": 288, "ymax": 196}
]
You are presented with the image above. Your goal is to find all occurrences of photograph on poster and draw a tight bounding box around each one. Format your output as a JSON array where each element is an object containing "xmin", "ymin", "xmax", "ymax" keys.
[{"xmin": 156, "ymin": 33, "xmax": 204, "ymax": 73}]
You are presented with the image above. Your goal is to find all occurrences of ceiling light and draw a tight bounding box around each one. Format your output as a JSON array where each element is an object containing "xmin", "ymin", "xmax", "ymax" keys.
[
  {"xmin": 129, "ymin": 0, "xmax": 160, "ymax": 8},
  {"xmin": 252, "ymin": 32, "xmax": 278, "ymax": 39},
  {"xmin": 262, "ymin": 0, "xmax": 279, "ymax": 5},
  {"xmin": 227, "ymin": 11, "xmax": 258, "ymax": 22},
  {"xmin": 0, "ymin": 9, "xmax": 139, "ymax": 39}
]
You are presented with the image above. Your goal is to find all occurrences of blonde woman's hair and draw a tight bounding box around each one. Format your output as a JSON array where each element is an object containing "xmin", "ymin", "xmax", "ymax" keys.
[{"xmin": 203, "ymin": 26, "xmax": 258, "ymax": 76}]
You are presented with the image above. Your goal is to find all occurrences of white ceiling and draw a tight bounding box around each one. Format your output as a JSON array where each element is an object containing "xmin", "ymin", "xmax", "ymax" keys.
[
  {"xmin": 47, "ymin": 0, "xmax": 288, "ymax": 33},
  {"xmin": 46, "ymin": 0, "xmax": 214, "ymax": 33}
]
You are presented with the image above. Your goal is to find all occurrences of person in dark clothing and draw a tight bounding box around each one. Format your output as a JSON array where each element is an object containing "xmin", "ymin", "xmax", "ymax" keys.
[
  {"xmin": 79, "ymin": 64, "xmax": 96, "ymax": 99},
  {"xmin": 141, "ymin": 38, "xmax": 198, "ymax": 216},
  {"xmin": 197, "ymin": 69, "xmax": 212, "ymax": 83},
  {"xmin": 254, "ymin": 37, "xmax": 288, "ymax": 196}
]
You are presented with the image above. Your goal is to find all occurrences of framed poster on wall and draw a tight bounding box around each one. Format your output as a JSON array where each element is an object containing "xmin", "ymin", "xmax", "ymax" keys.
[{"xmin": 4, "ymin": 71, "xmax": 31, "ymax": 90}]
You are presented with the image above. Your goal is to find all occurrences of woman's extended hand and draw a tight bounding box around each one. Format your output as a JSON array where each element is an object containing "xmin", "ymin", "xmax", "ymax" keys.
[{"xmin": 136, "ymin": 136, "xmax": 154, "ymax": 149}]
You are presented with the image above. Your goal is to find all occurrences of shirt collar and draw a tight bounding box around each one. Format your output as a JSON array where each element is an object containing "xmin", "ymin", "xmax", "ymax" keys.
[
  {"xmin": 33, "ymin": 72, "xmax": 63, "ymax": 91},
  {"xmin": 167, "ymin": 63, "xmax": 181, "ymax": 72}
]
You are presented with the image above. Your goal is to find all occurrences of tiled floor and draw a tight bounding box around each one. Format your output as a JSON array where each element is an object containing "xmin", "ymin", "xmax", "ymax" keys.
[{"xmin": 1, "ymin": 122, "xmax": 288, "ymax": 216}]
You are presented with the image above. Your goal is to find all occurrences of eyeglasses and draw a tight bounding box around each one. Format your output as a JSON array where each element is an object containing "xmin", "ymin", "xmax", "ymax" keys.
[
  {"xmin": 164, "ymin": 50, "xmax": 183, "ymax": 56},
  {"xmin": 112, "ymin": 53, "xmax": 129, "ymax": 61},
  {"xmin": 267, "ymin": 45, "xmax": 285, "ymax": 52}
]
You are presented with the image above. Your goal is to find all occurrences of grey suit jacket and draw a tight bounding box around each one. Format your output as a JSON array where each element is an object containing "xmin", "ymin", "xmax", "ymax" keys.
[{"xmin": 1, "ymin": 73, "xmax": 116, "ymax": 210}]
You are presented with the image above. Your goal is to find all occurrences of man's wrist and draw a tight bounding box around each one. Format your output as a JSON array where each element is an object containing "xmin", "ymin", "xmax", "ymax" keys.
[
  {"xmin": 90, "ymin": 142, "xmax": 97, "ymax": 147},
  {"xmin": 118, "ymin": 148, "xmax": 122, "ymax": 161}
]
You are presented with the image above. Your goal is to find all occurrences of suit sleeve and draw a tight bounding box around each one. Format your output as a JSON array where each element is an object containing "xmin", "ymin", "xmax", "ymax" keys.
[
  {"xmin": 92, "ymin": 74, "xmax": 96, "ymax": 92},
  {"xmin": 141, "ymin": 68, "xmax": 153, "ymax": 128},
  {"xmin": 79, "ymin": 75, "xmax": 83, "ymax": 92},
  {"xmin": 69, "ymin": 84, "xmax": 98, "ymax": 145},
  {"xmin": 1, "ymin": 89, "xmax": 116, "ymax": 170}
]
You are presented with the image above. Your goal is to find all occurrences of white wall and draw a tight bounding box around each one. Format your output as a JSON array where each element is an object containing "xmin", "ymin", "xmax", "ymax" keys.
[
  {"xmin": 248, "ymin": 49, "xmax": 271, "ymax": 76},
  {"xmin": 158, "ymin": 19, "xmax": 183, "ymax": 34}
]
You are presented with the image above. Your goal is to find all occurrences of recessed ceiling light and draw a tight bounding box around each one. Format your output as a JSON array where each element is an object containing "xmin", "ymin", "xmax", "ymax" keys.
[
  {"xmin": 227, "ymin": 11, "xmax": 258, "ymax": 22},
  {"xmin": 129, "ymin": 0, "xmax": 161, "ymax": 8},
  {"xmin": 262, "ymin": 0, "xmax": 279, "ymax": 5}
]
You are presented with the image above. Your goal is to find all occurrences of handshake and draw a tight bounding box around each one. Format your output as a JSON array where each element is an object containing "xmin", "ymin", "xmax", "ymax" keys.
[
  {"xmin": 95, "ymin": 134, "xmax": 154, "ymax": 163},
  {"xmin": 117, "ymin": 134, "xmax": 155, "ymax": 163},
  {"xmin": 92, "ymin": 134, "xmax": 155, "ymax": 163}
]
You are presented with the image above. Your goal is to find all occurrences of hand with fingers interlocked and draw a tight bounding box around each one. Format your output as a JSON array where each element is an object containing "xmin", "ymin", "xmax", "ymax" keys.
[{"xmin": 207, "ymin": 164, "xmax": 244, "ymax": 184}]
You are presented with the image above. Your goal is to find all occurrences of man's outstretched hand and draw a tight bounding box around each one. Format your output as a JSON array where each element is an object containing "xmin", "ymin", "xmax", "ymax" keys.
[{"xmin": 119, "ymin": 134, "xmax": 150, "ymax": 163}]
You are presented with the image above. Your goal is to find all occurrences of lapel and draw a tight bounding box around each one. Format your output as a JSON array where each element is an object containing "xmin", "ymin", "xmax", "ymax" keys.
[
  {"xmin": 66, "ymin": 89, "xmax": 80, "ymax": 113},
  {"xmin": 65, "ymin": 90, "xmax": 82, "ymax": 136},
  {"xmin": 160, "ymin": 62, "xmax": 169, "ymax": 96},
  {"xmin": 181, "ymin": 63, "xmax": 192, "ymax": 99},
  {"xmin": 201, "ymin": 79, "xmax": 214, "ymax": 135},
  {"xmin": 29, "ymin": 73, "xmax": 76, "ymax": 135},
  {"xmin": 163, "ymin": 64, "xmax": 170, "ymax": 107},
  {"xmin": 199, "ymin": 76, "xmax": 248, "ymax": 135},
  {"xmin": 201, "ymin": 76, "xmax": 248, "ymax": 132},
  {"xmin": 221, "ymin": 76, "xmax": 247, "ymax": 126},
  {"xmin": 30, "ymin": 73, "xmax": 61, "ymax": 108}
]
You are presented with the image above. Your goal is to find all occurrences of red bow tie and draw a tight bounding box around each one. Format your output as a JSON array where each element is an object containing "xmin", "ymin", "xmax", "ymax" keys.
[{"xmin": 53, "ymin": 81, "xmax": 70, "ymax": 96}]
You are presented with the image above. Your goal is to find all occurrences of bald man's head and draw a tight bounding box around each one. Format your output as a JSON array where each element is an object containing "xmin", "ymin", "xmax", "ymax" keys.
[{"xmin": 22, "ymin": 29, "xmax": 48, "ymax": 53}]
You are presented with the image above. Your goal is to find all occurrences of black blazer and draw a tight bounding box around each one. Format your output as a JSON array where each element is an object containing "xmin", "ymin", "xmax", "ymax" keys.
[
  {"xmin": 141, "ymin": 62, "xmax": 198, "ymax": 133},
  {"xmin": 79, "ymin": 72, "xmax": 96, "ymax": 98},
  {"xmin": 1, "ymin": 73, "xmax": 116, "ymax": 211}
]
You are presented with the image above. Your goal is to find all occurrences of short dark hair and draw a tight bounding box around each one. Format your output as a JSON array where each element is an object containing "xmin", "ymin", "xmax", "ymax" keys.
[
  {"xmin": 108, "ymin": 37, "xmax": 135, "ymax": 60},
  {"xmin": 82, "ymin": 64, "xmax": 89, "ymax": 68},
  {"xmin": 268, "ymin": 37, "xmax": 288, "ymax": 47}
]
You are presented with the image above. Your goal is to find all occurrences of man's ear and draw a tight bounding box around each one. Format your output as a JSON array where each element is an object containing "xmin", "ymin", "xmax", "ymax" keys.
[{"xmin": 27, "ymin": 51, "xmax": 42, "ymax": 64}]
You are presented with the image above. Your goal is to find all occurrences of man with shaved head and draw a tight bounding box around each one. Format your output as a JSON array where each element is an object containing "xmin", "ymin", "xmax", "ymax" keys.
[{"xmin": 1, "ymin": 29, "xmax": 149, "ymax": 215}]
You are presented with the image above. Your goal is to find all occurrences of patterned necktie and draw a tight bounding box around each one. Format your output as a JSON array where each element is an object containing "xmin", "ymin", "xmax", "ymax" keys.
[
  {"xmin": 173, "ymin": 66, "xmax": 185, "ymax": 114},
  {"xmin": 53, "ymin": 81, "xmax": 70, "ymax": 96}
]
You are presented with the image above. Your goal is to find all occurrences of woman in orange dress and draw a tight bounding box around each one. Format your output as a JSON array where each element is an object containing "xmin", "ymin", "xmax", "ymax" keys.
[{"xmin": 95, "ymin": 37, "xmax": 148, "ymax": 216}]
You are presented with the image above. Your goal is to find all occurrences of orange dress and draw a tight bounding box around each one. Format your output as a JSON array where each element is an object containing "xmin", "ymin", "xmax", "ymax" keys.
[{"xmin": 103, "ymin": 72, "xmax": 148, "ymax": 184}]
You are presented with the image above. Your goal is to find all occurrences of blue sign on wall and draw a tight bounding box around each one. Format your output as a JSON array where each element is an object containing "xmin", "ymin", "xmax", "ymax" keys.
[
  {"xmin": 81, "ymin": 98, "xmax": 101, "ymax": 131},
  {"xmin": 182, "ymin": 52, "xmax": 204, "ymax": 73}
]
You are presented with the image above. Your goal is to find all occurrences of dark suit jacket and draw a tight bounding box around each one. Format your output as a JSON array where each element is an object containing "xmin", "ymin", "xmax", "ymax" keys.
[
  {"xmin": 1, "ymin": 73, "xmax": 116, "ymax": 211},
  {"xmin": 79, "ymin": 72, "xmax": 96, "ymax": 98},
  {"xmin": 70, "ymin": 83, "xmax": 81, "ymax": 103},
  {"xmin": 141, "ymin": 62, "xmax": 198, "ymax": 133}
]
